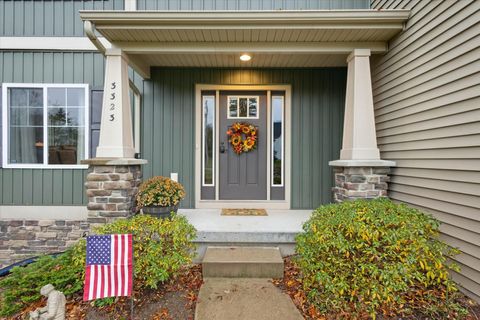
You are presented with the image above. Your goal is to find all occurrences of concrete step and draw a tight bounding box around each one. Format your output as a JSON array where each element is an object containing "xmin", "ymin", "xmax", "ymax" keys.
[
  {"xmin": 202, "ymin": 246, "xmax": 284, "ymax": 279},
  {"xmin": 179, "ymin": 208, "xmax": 311, "ymax": 263},
  {"xmin": 193, "ymin": 231, "xmax": 297, "ymax": 262},
  {"xmin": 195, "ymin": 278, "xmax": 304, "ymax": 320}
]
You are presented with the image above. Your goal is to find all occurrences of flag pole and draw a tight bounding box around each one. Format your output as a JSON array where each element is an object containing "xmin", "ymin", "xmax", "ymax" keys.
[{"xmin": 130, "ymin": 234, "xmax": 134, "ymax": 320}]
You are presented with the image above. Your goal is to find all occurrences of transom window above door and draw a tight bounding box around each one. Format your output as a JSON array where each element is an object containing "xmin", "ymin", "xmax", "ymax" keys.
[{"xmin": 227, "ymin": 96, "xmax": 259, "ymax": 119}]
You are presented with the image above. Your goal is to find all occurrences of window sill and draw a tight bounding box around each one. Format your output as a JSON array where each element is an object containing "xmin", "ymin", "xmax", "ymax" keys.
[{"xmin": 1, "ymin": 164, "xmax": 89, "ymax": 169}]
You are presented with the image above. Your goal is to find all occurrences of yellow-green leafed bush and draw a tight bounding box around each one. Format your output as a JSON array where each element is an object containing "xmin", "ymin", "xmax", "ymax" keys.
[
  {"xmin": 0, "ymin": 214, "xmax": 196, "ymax": 316},
  {"xmin": 0, "ymin": 250, "xmax": 84, "ymax": 316},
  {"xmin": 136, "ymin": 176, "xmax": 186, "ymax": 208},
  {"xmin": 93, "ymin": 214, "xmax": 196, "ymax": 289},
  {"xmin": 295, "ymin": 198, "xmax": 464, "ymax": 318}
]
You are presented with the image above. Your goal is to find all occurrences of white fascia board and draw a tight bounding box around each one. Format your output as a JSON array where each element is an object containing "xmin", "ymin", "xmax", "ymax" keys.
[
  {"xmin": 0, "ymin": 37, "xmax": 111, "ymax": 51},
  {"xmin": 79, "ymin": 10, "xmax": 410, "ymax": 26},
  {"xmin": 118, "ymin": 41, "xmax": 388, "ymax": 54}
]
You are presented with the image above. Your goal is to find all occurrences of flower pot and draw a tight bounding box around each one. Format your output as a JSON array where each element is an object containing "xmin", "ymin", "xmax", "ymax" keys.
[{"xmin": 142, "ymin": 204, "xmax": 179, "ymax": 219}]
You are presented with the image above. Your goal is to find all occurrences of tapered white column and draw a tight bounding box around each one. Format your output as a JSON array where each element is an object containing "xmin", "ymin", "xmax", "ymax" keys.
[
  {"xmin": 330, "ymin": 49, "xmax": 394, "ymax": 202},
  {"xmin": 340, "ymin": 49, "xmax": 380, "ymax": 160},
  {"xmin": 96, "ymin": 48, "xmax": 135, "ymax": 158}
]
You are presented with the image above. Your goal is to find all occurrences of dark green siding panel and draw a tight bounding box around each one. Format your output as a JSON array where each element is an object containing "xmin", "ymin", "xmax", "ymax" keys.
[
  {"xmin": 0, "ymin": 51, "xmax": 106, "ymax": 205},
  {"xmin": 2, "ymin": 170, "xmax": 13, "ymax": 203},
  {"xmin": 42, "ymin": 170, "xmax": 54, "ymax": 205},
  {"xmin": 138, "ymin": 0, "xmax": 369, "ymax": 10},
  {"xmin": 22, "ymin": 169, "xmax": 34, "ymax": 205},
  {"xmin": 32, "ymin": 170, "xmax": 44, "ymax": 204},
  {"xmin": 12, "ymin": 170, "xmax": 22, "ymax": 204},
  {"xmin": 62, "ymin": 170, "xmax": 73, "ymax": 204},
  {"xmin": 0, "ymin": 0, "xmax": 124, "ymax": 37},
  {"xmin": 143, "ymin": 68, "xmax": 345, "ymax": 209}
]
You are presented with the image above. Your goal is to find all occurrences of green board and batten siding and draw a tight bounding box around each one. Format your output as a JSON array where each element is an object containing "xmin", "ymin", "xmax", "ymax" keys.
[
  {"xmin": 140, "ymin": 68, "xmax": 346, "ymax": 209},
  {"xmin": 1, "ymin": 62, "xmax": 346, "ymax": 208},
  {"xmin": 0, "ymin": 51, "xmax": 106, "ymax": 205},
  {"xmin": 0, "ymin": 0, "xmax": 369, "ymax": 37},
  {"xmin": 137, "ymin": 0, "xmax": 369, "ymax": 10},
  {"xmin": 0, "ymin": 0, "xmax": 352, "ymax": 208},
  {"xmin": 0, "ymin": 0, "xmax": 124, "ymax": 37}
]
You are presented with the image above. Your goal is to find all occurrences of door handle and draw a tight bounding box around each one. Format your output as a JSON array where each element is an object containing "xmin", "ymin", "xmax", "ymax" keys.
[{"xmin": 220, "ymin": 142, "xmax": 226, "ymax": 153}]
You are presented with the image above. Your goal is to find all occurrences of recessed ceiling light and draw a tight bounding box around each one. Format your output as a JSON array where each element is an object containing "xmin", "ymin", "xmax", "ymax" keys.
[{"xmin": 240, "ymin": 54, "xmax": 251, "ymax": 62}]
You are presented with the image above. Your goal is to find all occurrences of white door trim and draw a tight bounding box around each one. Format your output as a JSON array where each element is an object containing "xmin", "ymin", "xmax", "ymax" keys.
[{"xmin": 195, "ymin": 84, "xmax": 292, "ymax": 209}]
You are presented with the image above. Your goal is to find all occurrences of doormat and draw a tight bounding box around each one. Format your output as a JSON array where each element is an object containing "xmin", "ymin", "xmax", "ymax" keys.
[{"xmin": 221, "ymin": 209, "xmax": 268, "ymax": 216}]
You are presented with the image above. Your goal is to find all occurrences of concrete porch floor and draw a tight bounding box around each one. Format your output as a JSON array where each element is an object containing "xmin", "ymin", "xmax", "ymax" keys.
[
  {"xmin": 179, "ymin": 209, "xmax": 312, "ymax": 233},
  {"xmin": 178, "ymin": 209, "xmax": 313, "ymax": 261}
]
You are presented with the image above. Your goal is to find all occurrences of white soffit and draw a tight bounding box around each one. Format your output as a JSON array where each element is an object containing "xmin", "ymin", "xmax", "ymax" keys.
[{"xmin": 80, "ymin": 10, "xmax": 410, "ymax": 74}]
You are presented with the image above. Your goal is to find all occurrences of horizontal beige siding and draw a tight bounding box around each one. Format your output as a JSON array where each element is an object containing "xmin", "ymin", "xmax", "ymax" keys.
[{"xmin": 371, "ymin": 0, "xmax": 480, "ymax": 302}]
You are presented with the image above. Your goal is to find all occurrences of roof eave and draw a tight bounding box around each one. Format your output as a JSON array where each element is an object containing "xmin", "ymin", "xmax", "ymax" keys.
[{"xmin": 79, "ymin": 10, "xmax": 410, "ymax": 28}]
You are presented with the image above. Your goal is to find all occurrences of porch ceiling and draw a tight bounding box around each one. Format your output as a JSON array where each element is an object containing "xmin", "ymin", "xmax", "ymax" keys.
[{"xmin": 80, "ymin": 10, "xmax": 410, "ymax": 78}]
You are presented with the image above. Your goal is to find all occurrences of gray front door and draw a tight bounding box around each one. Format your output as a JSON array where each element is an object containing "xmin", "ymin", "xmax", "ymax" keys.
[{"xmin": 219, "ymin": 91, "xmax": 267, "ymax": 200}]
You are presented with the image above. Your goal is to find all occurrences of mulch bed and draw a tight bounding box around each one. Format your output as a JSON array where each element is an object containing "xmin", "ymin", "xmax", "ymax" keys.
[
  {"xmin": 5, "ymin": 258, "xmax": 480, "ymax": 319},
  {"xmin": 273, "ymin": 256, "xmax": 480, "ymax": 320},
  {"xmin": 8, "ymin": 265, "xmax": 203, "ymax": 320}
]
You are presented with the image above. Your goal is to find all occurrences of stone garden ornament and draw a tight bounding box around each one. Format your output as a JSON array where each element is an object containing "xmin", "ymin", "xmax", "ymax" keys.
[{"xmin": 29, "ymin": 284, "xmax": 66, "ymax": 320}]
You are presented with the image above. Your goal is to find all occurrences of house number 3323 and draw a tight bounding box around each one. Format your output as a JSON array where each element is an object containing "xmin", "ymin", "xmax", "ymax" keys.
[{"xmin": 109, "ymin": 82, "xmax": 116, "ymax": 121}]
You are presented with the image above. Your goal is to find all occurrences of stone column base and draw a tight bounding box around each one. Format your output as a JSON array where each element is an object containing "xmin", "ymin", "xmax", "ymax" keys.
[
  {"xmin": 82, "ymin": 158, "xmax": 147, "ymax": 225},
  {"xmin": 329, "ymin": 160, "xmax": 395, "ymax": 202}
]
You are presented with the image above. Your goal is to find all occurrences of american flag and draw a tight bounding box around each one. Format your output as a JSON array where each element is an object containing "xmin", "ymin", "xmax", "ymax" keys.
[{"xmin": 83, "ymin": 234, "xmax": 133, "ymax": 301}]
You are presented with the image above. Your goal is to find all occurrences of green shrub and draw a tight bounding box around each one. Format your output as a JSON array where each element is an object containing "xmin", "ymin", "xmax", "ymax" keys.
[
  {"xmin": 93, "ymin": 213, "xmax": 196, "ymax": 289},
  {"xmin": 0, "ymin": 250, "xmax": 84, "ymax": 316},
  {"xmin": 0, "ymin": 213, "xmax": 196, "ymax": 316},
  {"xmin": 295, "ymin": 198, "xmax": 463, "ymax": 318}
]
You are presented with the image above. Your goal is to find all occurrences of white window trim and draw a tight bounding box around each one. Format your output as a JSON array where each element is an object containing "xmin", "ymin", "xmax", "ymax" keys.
[
  {"xmin": 202, "ymin": 95, "xmax": 215, "ymax": 187},
  {"xmin": 2, "ymin": 83, "xmax": 90, "ymax": 169},
  {"xmin": 226, "ymin": 95, "xmax": 260, "ymax": 119},
  {"xmin": 129, "ymin": 81, "xmax": 142, "ymax": 155},
  {"xmin": 271, "ymin": 95, "xmax": 285, "ymax": 187}
]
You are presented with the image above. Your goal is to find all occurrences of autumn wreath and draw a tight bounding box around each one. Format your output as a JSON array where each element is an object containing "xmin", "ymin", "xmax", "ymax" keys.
[{"xmin": 226, "ymin": 122, "xmax": 258, "ymax": 154}]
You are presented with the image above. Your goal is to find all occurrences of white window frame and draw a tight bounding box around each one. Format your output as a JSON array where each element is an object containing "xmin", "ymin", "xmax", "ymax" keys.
[
  {"xmin": 2, "ymin": 83, "xmax": 89, "ymax": 169},
  {"xmin": 227, "ymin": 95, "xmax": 260, "ymax": 119},
  {"xmin": 202, "ymin": 95, "xmax": 215, "ymax": 187},
  {"xmin": 271, "ymin": 95, "xmax": 285, "ymax": 187}
]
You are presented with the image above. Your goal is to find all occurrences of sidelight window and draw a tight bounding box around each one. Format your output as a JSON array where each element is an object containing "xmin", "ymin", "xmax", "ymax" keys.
[
  {"xmin": 271, "ymin": 95, "xmax": 284, "ymax": 186},
  {"xmin": 202, "ymin": 95, "xmax": 215, "ymax": 186}
]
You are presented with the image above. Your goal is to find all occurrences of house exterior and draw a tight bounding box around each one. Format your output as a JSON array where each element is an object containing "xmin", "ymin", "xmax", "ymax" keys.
[{"xmin": 0, "ymin": 0, "xmax": 478, "ymax": 302}]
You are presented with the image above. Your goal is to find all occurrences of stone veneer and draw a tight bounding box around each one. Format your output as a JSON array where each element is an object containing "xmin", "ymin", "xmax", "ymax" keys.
[
  {"xmin": 0, "ymin": 219, "xmax": 90, "ymax": 268},
  {"xmin": 333, "ymin": 166, "xmax": 391, "ymax": 202},
  {"xmin": 85, "ymin": 164, "xmax": 143, "ymax": 225},
  {"xmin": 0, "ymin": 159, "xmax": 147, "ymax": 269}
]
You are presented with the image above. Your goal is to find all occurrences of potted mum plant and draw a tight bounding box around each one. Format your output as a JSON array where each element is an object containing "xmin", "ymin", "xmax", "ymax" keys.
[{"xmin": 136, "ymin": 176, "xmax": 186, "ymax": 219}]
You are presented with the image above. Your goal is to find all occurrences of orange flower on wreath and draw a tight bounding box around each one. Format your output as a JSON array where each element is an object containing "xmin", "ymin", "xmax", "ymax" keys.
[{"xmin": 227, "ymin": 122, "xmax": 258, "ymax": 155}]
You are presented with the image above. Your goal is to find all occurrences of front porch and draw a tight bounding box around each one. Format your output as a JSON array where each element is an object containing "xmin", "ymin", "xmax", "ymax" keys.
[
  {"xmin": 180, "ymin": 208, "xmax": 311, "ymax": 260},
  {"xmin": 79, "ymin": 9, "xmax": 407, "ymax": 221}
]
